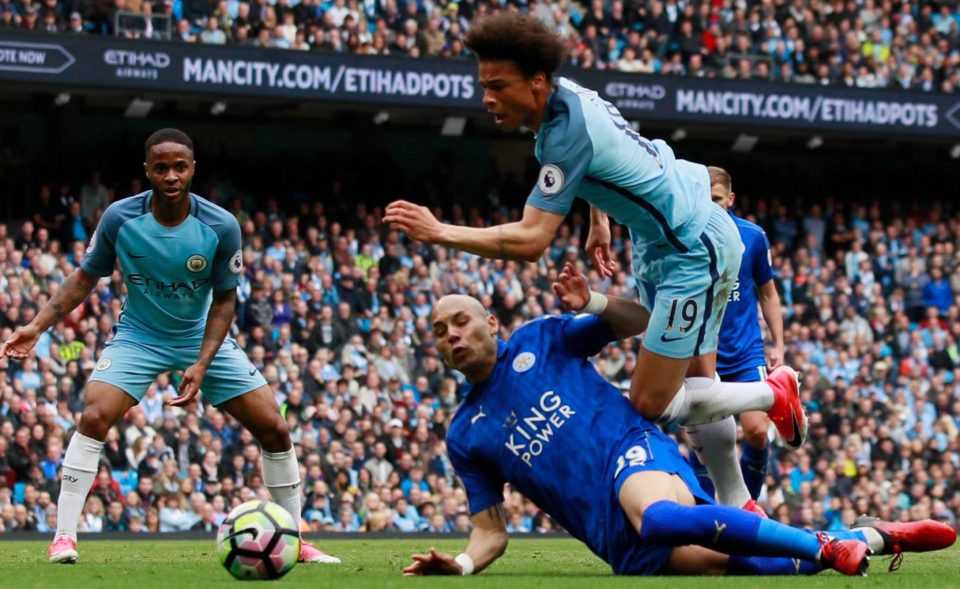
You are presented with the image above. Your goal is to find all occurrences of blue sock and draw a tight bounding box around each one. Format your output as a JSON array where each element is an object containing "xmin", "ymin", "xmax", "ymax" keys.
[
  {"xmin": 740, "ymin": 443, "xmax": 768, "ymax": 500},
  {"xmin": 688, "ymin": 450, "xmax": 716, "ymax": 499},
  {"xmin": 641, "ymin": 501, "xmax": 823, "ymax": 560},
  {"xmin": 727, "ymin": 555, "xmax": 823, "ymax": 575}
]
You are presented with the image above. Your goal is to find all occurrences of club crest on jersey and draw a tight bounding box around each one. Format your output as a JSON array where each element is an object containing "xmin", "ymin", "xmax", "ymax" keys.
[
  {"xmin": 512, "ymin": 352, "xmax": 536, "ymax": 373},
  {"xmin": 537, "ymin": 165, "xmax": 563, "ymax": 196},
  {"xmin": 229, "ymin": 250, "xmax": 243, "ymax": 274},
  {"xmin": 186, "ymin": 254, "xmax": 208, "ymax": 273},
  {"xmin": 96, "ymin": 358, "xmax": 111, "ymax": 371}
]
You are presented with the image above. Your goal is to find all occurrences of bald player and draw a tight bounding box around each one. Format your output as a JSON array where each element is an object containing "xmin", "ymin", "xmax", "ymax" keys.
[{"xmin": 401, "ymin": 264, "xmax": 954, "ymax": 577}]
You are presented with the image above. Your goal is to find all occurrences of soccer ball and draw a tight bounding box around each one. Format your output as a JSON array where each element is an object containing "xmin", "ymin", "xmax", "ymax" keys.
[{"xmin": 216, "ymin": 500, "xmax": 301, "ymax": 580}]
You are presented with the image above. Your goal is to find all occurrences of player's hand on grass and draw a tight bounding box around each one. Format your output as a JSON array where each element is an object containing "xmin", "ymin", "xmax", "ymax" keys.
[
  {"xmin": 553, "ymin": 262, "xmax": 590, "ymax": 312},
  {"xmin": 585, "ymin": 215, "xmax": 617, "ymax": 278},
  {"xmin": 383, "ymin": 201, "xmax": 442, "ymax": 243},
  {"xmin": 169, "ymin": 363, "xmax": 205, "ymax": 407},
  {"xmin": 0, "ymin": 324, "xmax": 41, "ymax": 360},
  {"xmin": 403, "ymin": 548, "xmax": 461, "ymax": 576}
]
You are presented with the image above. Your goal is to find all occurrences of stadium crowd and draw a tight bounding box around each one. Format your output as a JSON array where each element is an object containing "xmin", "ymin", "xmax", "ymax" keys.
[
  {"xmin": 0, "ymin": 0, "xmax": 959, "ymax": 92},
  {"xmin": 1, "ymin": 174, "xmax": 959, "ymax": 536}
]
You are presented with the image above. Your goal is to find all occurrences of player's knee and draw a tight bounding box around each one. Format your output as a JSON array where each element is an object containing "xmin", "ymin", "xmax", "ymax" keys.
[
  {"xmin": 743, "ymin": 426, "xmax": 769, "ymax": 450},
  {"xmin": 255, "ymin": 414, "xmax": 291, "ymax": 453},
  {"xmin": 77, "ymin": 406, "xmax": 111, "ymax": 440},
  {"xmin": 634, "ymin": 395, "xmax": 669, "ymax": 421},
  {"xmin": 637, "ymin": 500, "xmax": 681, "ymax": 541}
]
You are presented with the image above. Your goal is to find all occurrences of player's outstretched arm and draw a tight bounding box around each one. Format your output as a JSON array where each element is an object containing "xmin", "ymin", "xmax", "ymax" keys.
[
  {"xmin": 758, "ymin": 279, "xmax": 785, "ymax": 368},
  {"xmin": 384, "ymin": 201, "xmax": 564, "ymax": 262},
  {"xmin": 170, "ymin": 288, "xmax": 236, "ymax": 407},
  {"xmin": 403, "ymin": 504, "xmax": 508, "ymax": 576},
  {"xmin": 1, "ymin": 268, "xmax": 99, "ymax": 359},
  {"xmin": 553, "ymin": 262, "xmax": 649, "ymax": 340}
]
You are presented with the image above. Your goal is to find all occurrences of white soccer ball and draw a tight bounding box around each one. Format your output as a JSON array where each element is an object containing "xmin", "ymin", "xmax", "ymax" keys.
[{"xmin": 216, "ymin": 500, "xmax": 301, "ymax": 580}]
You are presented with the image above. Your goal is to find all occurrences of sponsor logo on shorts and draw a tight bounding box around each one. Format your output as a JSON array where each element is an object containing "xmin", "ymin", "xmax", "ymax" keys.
[{"xmin": 186, "ymin": 254, "xmax": 208, "ymax": 273}]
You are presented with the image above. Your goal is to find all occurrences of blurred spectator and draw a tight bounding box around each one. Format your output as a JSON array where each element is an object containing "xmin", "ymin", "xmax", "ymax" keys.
[{"xmin": 3, "ymin": 171, "xmax": 960, "ymax": 539}]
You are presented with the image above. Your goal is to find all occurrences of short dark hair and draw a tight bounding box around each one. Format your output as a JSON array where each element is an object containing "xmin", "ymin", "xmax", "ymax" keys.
[
  {"xmin": 144, "ymin": 128, "xmax": 194, "ymax": 157},
  {"xmin": 464, "ymin": 13, "xmax": 566, "ymax": 80}
]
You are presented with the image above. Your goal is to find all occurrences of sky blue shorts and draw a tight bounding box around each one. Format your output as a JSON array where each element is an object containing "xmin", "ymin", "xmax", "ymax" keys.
[
  {"xmin": 632, "ymin": 206, "xmax": 743, "ymax": 359},
  {"xmin": 88, "ymin": 335, "xmax": 266, "ymax": 406}
]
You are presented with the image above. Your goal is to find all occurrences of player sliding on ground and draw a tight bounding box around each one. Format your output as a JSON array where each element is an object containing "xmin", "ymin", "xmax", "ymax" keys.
[
  {"xmin": 384, "ymin": 14, "xmax": 809, "ymax": 507},
  {"xmin": 1, "ymin": 129, "xmax": 339, "ymax": 566},
  {"xmin": 403, "ymin": 266, "xmax": 955, "ymax": 577}
]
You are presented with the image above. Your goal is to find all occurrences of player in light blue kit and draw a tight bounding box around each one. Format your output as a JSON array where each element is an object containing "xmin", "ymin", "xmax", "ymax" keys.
[
  {"xmin": 401, "ymin": 266, "xmax": 954, "ymax": 577},
  {"xmin": 685, "ymin": 168, "xmax": 785, "ymax": 506},
  {"xmin": 384, "ymin": 13, "xmax": 807, "ymax": 496},
  {"xmin": 1, "ymin": 129, "xmax": 338, "ymax": 566}
]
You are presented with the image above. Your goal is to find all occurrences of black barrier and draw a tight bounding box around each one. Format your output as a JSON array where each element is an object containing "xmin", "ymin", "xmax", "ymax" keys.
[{"xmin": 2, "ymin": 31, "xmax": 960, "ymax": 138}]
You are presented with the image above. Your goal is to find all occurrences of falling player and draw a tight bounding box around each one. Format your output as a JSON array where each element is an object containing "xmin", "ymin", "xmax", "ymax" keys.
[
  {"xmin": 384, "ymin": 14, "xmax": 809, "ymax": 490},
  {"xmin": 403, "ymin": 267, "xmax": 955, "ymax": 577},
  {"xmin": 1, "ymin": 129, "xmax": 339, "ymax": 566}
]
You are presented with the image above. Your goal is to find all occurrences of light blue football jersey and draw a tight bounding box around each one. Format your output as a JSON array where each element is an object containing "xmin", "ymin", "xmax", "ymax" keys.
[
  {"xmin": 81, "ymin": 191, "xmax": 243, "ymax": 345},
  {"xmin": 527, "ymin": 78, "xmax": 713, "ymax": 253}
]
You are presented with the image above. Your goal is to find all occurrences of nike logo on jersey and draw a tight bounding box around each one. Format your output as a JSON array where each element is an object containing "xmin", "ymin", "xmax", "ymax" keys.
[
  {"xmin": 470, "ymin": 406, "xmax": 486, "ymax": 425},
  {"xmin": 129, "ymin": 253, "xmax": 146, "ymax": 259},
  {"xmin": 248, "ymin": 368, "xmax": 257, "ymax": 376}
]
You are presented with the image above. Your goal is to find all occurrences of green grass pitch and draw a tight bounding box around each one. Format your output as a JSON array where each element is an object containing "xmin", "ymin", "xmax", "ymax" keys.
[{"xmin": 1, "ymin": 538, "xmax": 958, "ymax": 589}]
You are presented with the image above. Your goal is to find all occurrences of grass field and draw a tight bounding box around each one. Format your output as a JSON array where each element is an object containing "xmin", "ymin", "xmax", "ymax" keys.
[{"xmin": 1, "ymin": 538, "xmax": 959, "ymax": 589}]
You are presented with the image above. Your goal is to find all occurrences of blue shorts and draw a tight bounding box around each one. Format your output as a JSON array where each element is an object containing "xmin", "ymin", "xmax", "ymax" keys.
[
  {"xmin": 88, "ymin": 336, "xmax": 267, "ymax": 406},
  {"xmin": 632, "ymin": 206, "xmax": 743, "ymax": 360},
  {"xmin": 604, "ymin": 426, "xmax": 714, "ymax": 576},
  {"xmin": 718, "ymin": 364, "xmax": 768, "ymax": 383}
]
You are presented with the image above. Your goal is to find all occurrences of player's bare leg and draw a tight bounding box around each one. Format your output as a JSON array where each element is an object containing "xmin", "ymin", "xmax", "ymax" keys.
[
  {"xmin": 617, "ymin": 471, "xmax": 869, "ymax": 576},
  {"xmin": 631, "ymin": 347, "xmax": 806, "ymax": 447},
  {"xmin": 221, "ymin": 386, "xmax": 340, "ymax": 564},
  {"xmin": 50, "ymin": 382, "xmax": 137, "ymax": 563}
]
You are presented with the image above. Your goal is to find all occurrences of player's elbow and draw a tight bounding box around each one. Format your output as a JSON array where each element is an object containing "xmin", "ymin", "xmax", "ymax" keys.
[
  {"xmin": 517, "ymin": 247, "xmax": 545, "ymax": 263},
  {"xmin": 517, "ymin": 234, "xmax": 550, "ymax": 262}
]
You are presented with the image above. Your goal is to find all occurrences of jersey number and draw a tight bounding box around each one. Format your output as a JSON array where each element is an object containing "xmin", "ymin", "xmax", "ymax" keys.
[
  {"xmin": 665, "ymin": 298, "xmax": 699, "ymax": 334},
  {"xmin": 614, "ymin": 445, "xmax": 649, "ymax": 479}
]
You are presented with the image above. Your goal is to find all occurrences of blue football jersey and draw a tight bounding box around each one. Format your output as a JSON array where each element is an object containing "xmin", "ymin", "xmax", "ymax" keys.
[
  {"xmin": 81, "ymin": 191, "xmax": 243, "ymax": 345},
  {"xmin": 526, "ymin": 78, "xmax": 714, "ymax": 254},
  {"xmin": 446, "ymin": 314, "xmax": 663, "ymax": 567},
  {"xmin": 716, "ymin": 212, "xmax": 774, "ymax": 374}
]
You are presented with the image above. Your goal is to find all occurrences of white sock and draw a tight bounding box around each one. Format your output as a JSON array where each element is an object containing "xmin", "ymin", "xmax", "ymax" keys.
[
  {"xmin": 682, "ymin": 377, "xmax": 775, "ymax": 425},
  {"xmin": 56, "ymin": 432, "xmax": 104, "ymax": 541},
  {"xmin": 262, "ymin": 446, "xmax": 302, "ymax": 532},
  {"xmin": 856, "ymin": 528, "xmax": 886, "ymax": 554},
  {"xmin": 686, "ymin": 418, "xmax": 751, "ymax": 507}
]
